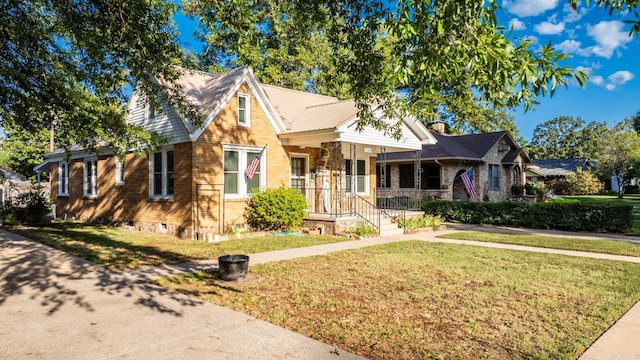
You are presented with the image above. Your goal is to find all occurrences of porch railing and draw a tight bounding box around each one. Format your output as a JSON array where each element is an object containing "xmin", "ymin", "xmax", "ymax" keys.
[
  {"xmin": 294, "ymin": 186, "xmax": 406, "ymax": 234},
  {"xmin": 375, "ymin": 188, "xmax": 433, "ymax": 211},
  {"xmin": 350, "ymin": 194, "xmax": 380, "ymax": 231}
]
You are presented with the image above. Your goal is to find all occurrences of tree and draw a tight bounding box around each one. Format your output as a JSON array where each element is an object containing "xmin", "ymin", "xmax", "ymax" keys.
[
  {"xmin": 2, "ymin": 0, "xmax": 639, "ymax": 147},
  {"xmin": 596, "ymin": 120, "xmax": 640, "ymax": 198},
  {"xmin": 631, "ymin": 109, "xmax": 640, "ymax": 134},
  {"xmin": 185, "ymin": 0, "xmax": 352, "ymax": 98},
  {"xmin": 1, "ymin": 0, "xmax": 197, "ymax": 152},
  {"xmin": 0, "ymin": 122, "xmax": 51, "ymax": 179},
  {"xmin": 527, "ymin": 116, "xmax": 607, "ymax": 159}
]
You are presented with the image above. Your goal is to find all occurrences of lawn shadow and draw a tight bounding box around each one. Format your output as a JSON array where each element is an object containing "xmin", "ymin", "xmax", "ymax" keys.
[
  {"xmin": 0, "ymin": 230, "xmax": 203, "ymax": 316},
  {"xmin": 15, "ymin": 222, "xmax": 202, "ymax": 269}
]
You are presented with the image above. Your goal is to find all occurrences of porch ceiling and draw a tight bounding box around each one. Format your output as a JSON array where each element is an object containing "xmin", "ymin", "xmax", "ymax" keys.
[{"xmin": 279, "ymin": 129, "xmax": 421, "ymax": 152}]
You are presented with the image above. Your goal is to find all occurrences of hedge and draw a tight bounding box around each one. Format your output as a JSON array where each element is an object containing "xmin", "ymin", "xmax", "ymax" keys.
[{"xmin": 422, "ymin": 201, "xmax": 633, "ymax": 233}]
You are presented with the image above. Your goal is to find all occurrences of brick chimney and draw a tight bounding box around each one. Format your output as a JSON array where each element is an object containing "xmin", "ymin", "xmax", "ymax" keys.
[{"xmin": 430, "ymin": 121, "xmax": 446, "ymax": 134}]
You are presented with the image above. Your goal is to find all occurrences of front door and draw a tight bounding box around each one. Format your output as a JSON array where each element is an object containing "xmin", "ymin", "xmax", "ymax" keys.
[{"xmin": 290, "ymin": 157, "xmax": 306, "ymax": 193}]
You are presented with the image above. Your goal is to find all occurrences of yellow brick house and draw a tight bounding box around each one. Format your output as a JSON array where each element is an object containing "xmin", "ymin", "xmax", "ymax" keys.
[{"xmin": 38, "ymin": 67, "xmax": 433, "ymax": 238}]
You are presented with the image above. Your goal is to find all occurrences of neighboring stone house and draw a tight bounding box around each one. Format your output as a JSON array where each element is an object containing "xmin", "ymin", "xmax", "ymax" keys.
[
  {"xmin": 377, "ymin": 123, "xmax": 532, "ymax": 203},
  {"xmin": 36, "ymin": 66, "xmax": 433, "ymax": 238},
  {"xmin": 525, "ymin": 158, "xmax": 592, "ymax": 185}
]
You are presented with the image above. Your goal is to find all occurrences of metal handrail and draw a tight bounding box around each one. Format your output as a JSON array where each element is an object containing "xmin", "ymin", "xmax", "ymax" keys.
[
  {"xmin": 376, "ymin": 196, "xmax": 406, "ymax": 232},
  {"xmin": 350, "ymin": 194, "xmax": 380, "ymax": 232}
]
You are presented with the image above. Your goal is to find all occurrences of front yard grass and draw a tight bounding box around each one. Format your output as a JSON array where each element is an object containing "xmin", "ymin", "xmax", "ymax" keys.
[
  {"xmin": 6, "ymin": 222, "xmax": 351, "ymax": 270},
  {"xmin": 438, "ymin": 231, "xmax": 640, "ymax": 257},
  {"xmin": 158, "ymin": 241, "xmax": 640, "ymax": 359}
]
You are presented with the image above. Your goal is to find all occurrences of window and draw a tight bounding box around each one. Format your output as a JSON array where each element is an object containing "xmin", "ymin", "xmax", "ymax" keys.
[
  {"xmin": 376, "ymin": 165, "xmax": 391, "ymax": 188},
  {"xmin": 345, "ymin": 159, "xmax": 366, "ymax": 193},
  {"xmin": 150, "ymin": 149, "xmax": 174, "ymax": 197},
  {"xmin": 290, "ymin": 157, "xmax": 306, "ymax": 193},
  {"xmin": 115, "ymin": 157, "xmax": 125, "ymax": 185},
  {"xmin": 398, "ymin": 163, "xmax": 441, "ymax": 189},
  {"xmin": 59, "ymin": 162, "xmax": 69, "ymax": 196},
  {"xmin": 423, "ymin": 164, "xmax": 441, "ymax": 190},
  {"xmin": 489, "ymin": 164, "xmax": 500, "ymax": 189},
  {"xmin": 84, "ymin": 159, "xmax": 97, "ymax": 197},
  {"xmin": 238, "ymin": 93, "xmax": 250, "ymax": 126},
  {"xmin": 223, "ymin": 146, "xmax": 264, "ymax": 196},
  {"xmin": 398, "ymin": 164, "xmax": 414, "ymax": 188}
]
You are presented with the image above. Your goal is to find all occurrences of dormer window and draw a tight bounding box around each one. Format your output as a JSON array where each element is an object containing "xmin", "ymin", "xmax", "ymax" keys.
[{"xmin": 238, "ymin": 93, "xmax": 250, "ymax": 126}]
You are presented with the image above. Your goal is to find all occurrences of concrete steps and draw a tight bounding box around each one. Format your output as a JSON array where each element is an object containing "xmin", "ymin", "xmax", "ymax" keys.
[{"xmin": 379, "ymin": 216, "xmax": 404, "ymax": 237}]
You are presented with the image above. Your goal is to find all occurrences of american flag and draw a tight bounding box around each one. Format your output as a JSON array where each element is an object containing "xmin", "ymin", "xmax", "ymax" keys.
[
  {"xmin": 244, "ymin": 145, "xmax": 266, "ymax": 179},
  {"xmin": 460, "ymin": 167, "xmax": 476, "ymax": 199}
]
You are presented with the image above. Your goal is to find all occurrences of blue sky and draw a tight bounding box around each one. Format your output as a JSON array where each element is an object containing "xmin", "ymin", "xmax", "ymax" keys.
[
  {"xmin": 174, "ymin": 1, "xmax": 638, "ymax": 142},
  {"xmin": 499, "ymin": 0, "xmax": 639, "ymax": 141}
]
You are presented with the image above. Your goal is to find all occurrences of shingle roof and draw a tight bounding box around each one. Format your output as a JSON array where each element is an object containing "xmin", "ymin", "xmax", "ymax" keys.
[
  {"xmin": 530, "ymin": 158, "xmax": 590, "ymax": 176},
  {"xmin": 381, "ymin": 130, "xmax": 526, "ymax": 162}
]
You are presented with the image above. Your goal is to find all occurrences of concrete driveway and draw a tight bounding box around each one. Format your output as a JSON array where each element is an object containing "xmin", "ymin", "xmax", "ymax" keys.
[{"xmin": 0, "ymin": 230, "xmax": 363, "ymax": 359}]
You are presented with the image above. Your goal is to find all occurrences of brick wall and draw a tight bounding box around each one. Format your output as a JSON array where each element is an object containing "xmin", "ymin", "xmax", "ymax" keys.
[{"xmin": 191, "ymin": 83, "xmax": 289, "ymax": 233}]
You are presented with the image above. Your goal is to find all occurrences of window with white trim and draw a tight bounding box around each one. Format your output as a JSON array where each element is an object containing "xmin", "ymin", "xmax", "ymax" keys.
[
  {"xmin": 150, "ymin": 149, "xmax": 174, "ymax": 198},
  {"xmin": 238, "ymin": 93, "xmax": 250, "ymax": 126},
  {"xmin": 59, "ymin": 161, "xmax": 69, "ymax": 196},
  {"xmin": 115, "ymin": 157, "xmax": 125, "ymax": 185},
  {"xmin": 345, "ymin": 159, "xmax": 367, "ymax": 194},
  {"xmin": 223, "ymin": 146, "xmax": 264, "ymax": 197},
  {"xmin": 489, "ymin": 164, "xmax": 500, "ymax": 189},
  {"xmin": 84, "ymin": 158, "xmax": 97, "ymax": 197}
]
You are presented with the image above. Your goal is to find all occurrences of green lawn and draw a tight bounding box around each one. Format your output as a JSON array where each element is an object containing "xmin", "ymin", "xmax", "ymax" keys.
[
  {"xmin": 555, "ymin": 194, "xmax": 640, "ymax": 236},
  {"xmin": 159, "ymin": 241, "xmax": 640, "ymax": 359},
  {"xmin": 438, "ymin": 231, "xmax": 640, "ymax": 257},
  {"xmin": 6, "ymin": 222, "xmax": 351, "ymax": 270}
]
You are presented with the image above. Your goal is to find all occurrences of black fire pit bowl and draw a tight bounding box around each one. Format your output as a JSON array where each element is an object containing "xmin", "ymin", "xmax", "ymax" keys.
[{"xmin": 218, "ymin": 254, "xmax": 250, "ymax": 281}]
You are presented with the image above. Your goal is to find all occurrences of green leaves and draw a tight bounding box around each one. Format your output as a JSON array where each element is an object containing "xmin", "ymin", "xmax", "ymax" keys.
[{"xmin": 1, "ymin": 0, "xmax": 190, "ymax": 153}]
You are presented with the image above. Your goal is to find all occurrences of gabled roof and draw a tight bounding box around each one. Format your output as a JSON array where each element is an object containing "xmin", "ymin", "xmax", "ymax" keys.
[
  {"xmin": 286, "ymin": 100, "xmax": 359, "ymax": 133},
  {"xmin": 381, "ymin": 130, "xmax": 530, "ymax": 163},
  {"xmin": 262, "ymin": 85, "xmax": 340, "ymax": 128},
  {"xmin": 0, "ymin": 166, "xmax": 27, "ymax": 181},
  {"xmin": 528, "ymin": 158, "xmax": 591, "ymax": 176},
  {"xmin": 166, "ymin": 66, "xmax": 286, "ymax": 139}
]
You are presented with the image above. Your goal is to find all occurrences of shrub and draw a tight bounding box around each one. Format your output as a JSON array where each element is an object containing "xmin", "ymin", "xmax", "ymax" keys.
[
  {"xmin": 1, "ymin": 186, "xmax": 52, "ymax": 225},
  {"xmin": 422, "ymin": 200, "xmax": 632, "ymax": 233},
  {"xmin": 244, "ymin": 187, "xmax": 307, "ymax": 231},
  {"xmin": 625, "ymin": 185, "xmax": 640, "ymax": 194},
  {"xmin": 400, "ymin": 214, "xmax": 443, "ymax": 231},
  {"xmin": 551, "ymin": 169, "xmax": 604, "ymax": 195},
  {"xmin": 348, "ymin": 225, "xmax": 379, "ymax": 236},
  {"xmin": 524, "ymin": 182, "xmax": 547, "ymax": 198},
  {"xmin": 511, "ymin": 184, "xmax": 524, "ymax": 196}
]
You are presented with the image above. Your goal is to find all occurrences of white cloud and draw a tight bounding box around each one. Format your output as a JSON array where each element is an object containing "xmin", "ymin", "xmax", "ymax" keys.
[
  {"xmin": 554, "ymin": 39, "xmax": 581, "ymax": 53},
  {"xmin": 534, "ymin": 21, "xmax": 565, "ymax": 35},
  {"xmin": 509, "ymin": 18, "xmax": 526, "ymax": 31},
  {"xmin": 503, "ymin": 0, "xmax": 559, "ymax": 17},
  {"xmin": 587, "ymin": 21, "xmax": 633, "ymax": 58},
  {"xmin": 592, "ymin": 70, "xmax": 635, "ymax": 91},
  {"xmin": 589, "ymin": 75, "xmax": 605, "ymax": 86},
  {"xmin": 562, "ymin": 3, "xmax": 588, "ymax": 23},
  {"xmin": 523, "ymin": 35, "xmax": 539, "ymax": 44},
  {"xmin": 608, "ymin": 70, "xmax": 634, "ymax": 85}
]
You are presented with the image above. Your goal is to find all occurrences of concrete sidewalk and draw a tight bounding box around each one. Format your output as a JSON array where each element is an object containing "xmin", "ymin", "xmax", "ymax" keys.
[{"xmin": 2, "ymin": 226, "xmax": 640, "ymax": 359}]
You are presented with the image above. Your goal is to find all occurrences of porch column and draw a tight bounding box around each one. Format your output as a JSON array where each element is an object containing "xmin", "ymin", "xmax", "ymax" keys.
[
  {"xmin": 413, "ymin": 150, "xmax": 422, "ymax": 205},
  {"xmin": 330, "ymin": 141, "xmax": 343, "ymax": 215},
  {"xmin": 349, "ymin": 143, "xmax": 359, "ymax": 214},
  {"xmin": 380, "ymin": 146, "xmax": 386, "ymax": 189},
  {"xmin": 414, "ymin": 150, "xmax": 422, "ymax": 192}
]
